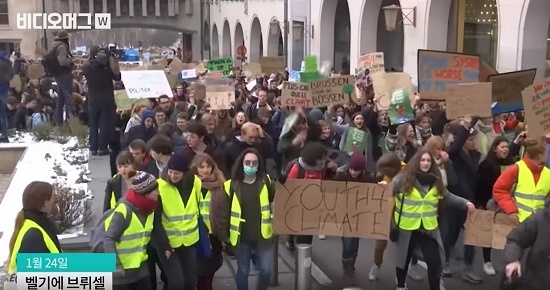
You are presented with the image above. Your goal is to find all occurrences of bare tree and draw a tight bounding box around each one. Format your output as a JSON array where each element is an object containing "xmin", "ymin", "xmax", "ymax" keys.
[{"xmin": 50, "ymin": 182, "xmax": 93, "ymax": 233}]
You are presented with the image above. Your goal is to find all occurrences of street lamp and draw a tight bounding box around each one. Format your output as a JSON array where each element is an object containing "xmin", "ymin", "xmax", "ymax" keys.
[{"xmin": 383, "ymin": 4, "xmax": 416, "ymax": 31}]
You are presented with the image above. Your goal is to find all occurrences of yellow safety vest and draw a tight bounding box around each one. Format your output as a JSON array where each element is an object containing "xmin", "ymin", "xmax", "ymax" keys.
[
  {"xmin": 109, "ymin": 174, "xmax": 120, "ymax": 209},
  {"xmin": 514, "ymin": 160, "xmax": 550, "ymax": 222},
  {"xmin": 224, "ymin": 177, "xmax": 273, "ymax": 246},
  {"xmin": 8, "ymin": 219, "xmax": 61, "ymax": 274},
  {"xmin": 105, "ymin": 203, "xmax": 153, "ymax": 270},
  {"xmin": 394, "ymin": 187, "xmax": 441, "ymax": 231},
  {"xmin": 199, "ymin": 189, "xmax": 212, "ymax": 234},
  {"xmin": 158, "ymin": 177, "xmax": 201, "ymax": 248}
]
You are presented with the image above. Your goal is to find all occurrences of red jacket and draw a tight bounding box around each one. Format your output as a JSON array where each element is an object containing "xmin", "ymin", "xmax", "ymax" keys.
[
  {"xmin": 493, "ymin": 158, "xmax": 547, "ymax": 214},
  {"xmin": 287, "ymin": 163, "xmax": 323, "ymax": 179}
]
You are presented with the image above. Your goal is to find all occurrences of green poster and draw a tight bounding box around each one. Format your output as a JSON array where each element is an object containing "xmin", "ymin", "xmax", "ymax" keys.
[
  {"xmin": 207, "ymin": 58, "xmax": 233, "ymax": 76},
  {"xmin": 343, "ymin": 127, "xmax": 368, "ymax": 153},
  {"xmin": 388, "ymin": 88, "xmax": 414, "ymax": 125}
]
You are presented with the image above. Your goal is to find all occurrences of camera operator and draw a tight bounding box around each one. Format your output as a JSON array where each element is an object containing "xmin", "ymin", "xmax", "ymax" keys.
[{"xmin": 82, "ymin": 45, "xmax": 121, "ymax": 156}]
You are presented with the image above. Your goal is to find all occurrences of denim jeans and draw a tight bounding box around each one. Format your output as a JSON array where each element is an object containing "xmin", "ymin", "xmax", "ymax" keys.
[
  {"xmin": 0, "ymin": 94, "xmax": 8, "ymax": 137},
  {"xmin": 341, "ymin": 237, "xmax": 359, "ymax": 265},
  {"xmin": 235, "ymin": 241, "xmax": 273, "ymax": 290},
  {"xmin": 54, "ymin": 75, "xmax": 74, "ymax": 124},
  {"xmin": 88, "ymin": 106, "xmax": 115, "ymax": 152}
]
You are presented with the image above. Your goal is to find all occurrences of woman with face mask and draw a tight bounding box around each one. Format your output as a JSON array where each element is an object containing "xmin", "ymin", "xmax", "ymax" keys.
[
  {"xmin": 391, "ymin": 149, "xmax": 475, "ymax": 290},
  {"xmin": 223, "ymin": 148, "xmax": 275, "ymax": 290}
]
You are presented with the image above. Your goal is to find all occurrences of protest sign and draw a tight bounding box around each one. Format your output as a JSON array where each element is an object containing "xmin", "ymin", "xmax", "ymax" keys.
[
  {"xmin": 121, "ymin": 70, "xmax": 173, "ymax": 99},
  {"xmin": 370, "ymin": 72, "xmax": 412, "ymax": 111},
  {"xmin": 191, "ymin": 83, "xmax": 206, "ymax": 100},
  {"xmin": 446, "ymin": 82, "xmax": 492, "ymax": 119},
  {"xmin": 114, "ymin": 90, "xmax": 134, "ymax": 111},
  {"xmin": 9, "ymin": 75, "xmax": 21, "ymax": 91},
  {"xmin": 207, "ymin": 58, "xmax": 233, "ymax": 75},
  {"xmin": 488, "ymin": 69, "xmax": 536, "ymax": 106},
  {"xmin": 479, "ymin": 61, "xmax": 497, "ymax": 82},
  {"xmin": 388, "ymin": 88, "xmax": 414, "ymax": 124},
  {"xmin": 417, "ymin": 50, "xmax": 480, "ymax": 100},
  {"xmin": 464, "ymin": 209, "xmax": 518, "ymax": 249},
  {"xmin": 281, "ymin": 82, "xmax": 311, "ymax": 107},
  {"xmin": 27, "ymin": 64, "xmax": 45, "ymax": 79},
  {"xmin": 309, "ymin": 76, "xmax": 356, "ymax": 107},
  {"xmin": 274, "ymin": 179, "xmax": 392, "ymax": 239},
  {"xmin": 342, "ymin": 127, "xmax": 368, "ymax": 153},
  {"xmin": 356, "ymin": 52, "xmax": 384, "ymax": 73},
  {"xmin": 205, "ymin": 85, "xmax": 235, "ymax": 110},
  {"xmin": 260, "ymin": 56, "xmax": 285, "ymax": 74},
  {"xmin": 521, "ymin": 77, "xmax": 550, "ymax": 138},
  {"xmin": 354, "ymin": 68, "xmax": 372, "ymax": 105},
  {"xmin": 243, "ymin": 63, "xmax": 262, "ymax": 77}
]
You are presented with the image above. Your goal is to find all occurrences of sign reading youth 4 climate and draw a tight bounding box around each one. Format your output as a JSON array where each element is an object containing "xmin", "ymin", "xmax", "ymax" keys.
[
  {"xmin": 273, "ymin": 180, "xmax": 392, "ymax": 239},
  {"xmin": 417, "ymin": 50, "xmax": 480, "ymax": 100},
  {"xmin": 309, "ymin": 76, "xmax": 356, "ymax": 107},
  {"xmin": 521, "ymin": 76, "xmax": 550, "ymax": 138},
  {"xmin": 15, "ymin": 253, "xmax": 115, "ymax": 289}
]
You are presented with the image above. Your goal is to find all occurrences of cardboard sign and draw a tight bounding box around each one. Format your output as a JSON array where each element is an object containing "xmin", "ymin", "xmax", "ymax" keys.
[
  {"xmin": 207, "ymin": 58, "xmax": 233, "ymax": 75},
  {"xmin": 370, "ymin": 72, "xmax": 412, "ymax": 111},
  {"xmin": 243, "ymin": 62, "xmax": 262, "ymax": 77},
  {"xmin": 521, "ymin": 76, "xmax": 550, "ymax": 138},
  {"xmin": 488, "ymin": 69, "xmax": 536, "ymax": 106},
  {"xmin": 274, "ymin": 180, "xmax": 392, "ymax": 239},
  {"xmin": 205, "ymin": 85, "xmax": 234, "ymax": 110},
  {"xmin": 191, "ymin": 83, "xmax": 206, "ymax": 100},
  {"xmin": 114, "ymin": 90, "xmax": 133, "ymax": 111},
  {"xmin": 356, "ymin": 52, "xmax": 384, "ymax": 73},
  {"xmin": 479, "ymin": 61, "xmax": 497, "ymax": 82},
  {"xmin": 446, "ymin": 82, "xmax": 492, "ymax": 119},
  {"xmin": 309, "ymin": 76, "xmax": 356, "ymax": 107},
  {"xmin": 281, "ymin": 82, "xmax": 311, "ymax": 107},
  {"xmin": 27, "ymin": 64, "xmax": 45, "ymax": 79},
  {"xmin": 260, "ymin": 56, "xmax": 285, "ymax": 74},
  {"xmin": 464, "ymin": 209, "xmax": 518, "ymax": 249},
  {"xmin": 417, "ymin": 50, "xmax": 480, "ymax": 100},
  {"xmin": 120, "ymin": 70, "xmax": 173, "ymax": 99},
  {"xmin": 9, "ymin": 75, "xmax": 22, "ymax": 91}
]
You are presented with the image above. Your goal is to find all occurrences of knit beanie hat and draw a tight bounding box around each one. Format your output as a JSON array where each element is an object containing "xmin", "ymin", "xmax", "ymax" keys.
[
  {"xmin": 130, "ymin": 171, "xmax": 158, "ymax": 195},
  {"xmin": 167, "ymin": 154, "xmax": 188, "ymax": 172},
  {"xmin": 349, "ymin": 154, "xmax": 366, "ymax": 171}
]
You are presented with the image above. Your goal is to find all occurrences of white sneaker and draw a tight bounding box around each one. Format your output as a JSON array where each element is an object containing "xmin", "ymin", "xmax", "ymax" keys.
[
  {"xmin": 318, "ymin": 235, "xmax": 326, "ymax": 240},
  {"xmin": 407, "ymin": 263, "xmax": 423, "ymax": 280},
  {"xmin": 483, "ymin": 262, "xmax": 496, "ymax": 276},
  {"xmin": 368, "ymin": 264, "xmax": 379, "ymax": 281},
  {"xmin": 396, "ymin": 287, "xmax": 408, "ymax": 290}
]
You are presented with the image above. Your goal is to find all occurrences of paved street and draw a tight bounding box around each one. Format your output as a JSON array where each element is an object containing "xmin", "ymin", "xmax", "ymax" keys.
[{"xmin": 88, "ymin": 156, "xmax": 505, "ymax": 290}]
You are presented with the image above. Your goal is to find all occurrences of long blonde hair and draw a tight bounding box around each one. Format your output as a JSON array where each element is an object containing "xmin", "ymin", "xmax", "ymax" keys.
[
  {"xmin": 191, "ymin": 153, "xmax": 225, "ymax": 183},
  {"xmin": 9, "ymin": 181, "xmax": 54, "ymax": 260}
]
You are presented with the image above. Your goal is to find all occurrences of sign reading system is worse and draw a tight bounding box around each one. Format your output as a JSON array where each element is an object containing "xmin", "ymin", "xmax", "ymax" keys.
[
  {"xmin": 274, "ymin": 179, "xmax": 392, "ymax": 239},
  {"xmin": 281, "ymin": 82, "xmax": 311, "ymax": 107},
  {"xmin": 417, "ymin": 50, "xmax": 480, "ymax": 100},
  {"xmin": 309, "ymin": 76, "xmax": 356, "ymax": 107},
  {"xmin": 521, "ymin": 77, "xmax": 550, "ymax": 138}
]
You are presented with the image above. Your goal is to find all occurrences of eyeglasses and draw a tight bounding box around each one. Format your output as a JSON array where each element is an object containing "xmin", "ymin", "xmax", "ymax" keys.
[{"xmin": 243, "ymin": 160, "xmax": 258, "ymax": 166}]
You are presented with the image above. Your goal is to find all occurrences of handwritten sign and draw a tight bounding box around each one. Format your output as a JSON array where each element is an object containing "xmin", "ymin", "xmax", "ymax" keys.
[
  {"xmin": 417, "ymin": 50, "xmax": 480, "ymax": 100},
  {"xmin": 309, "ymin": 76, "xmax": 356, "ymax": 107},
  {"xmin": 446, "ymin": 82, "xmax": 492, "ymax": 119},
  {"xmin": 207, "ymin": 58, "xmax": 233, "ymax": 75},
  {"xmin": 274, "ymin": 180, "xmax": 392, "ymax": 239},
  {"xmin": 357, "ymin": 52, "xmax": 385, "ymax": 73},
  {"xmin": 371, "ymin": 72, "xmax": 412, "ymax": 111},
  {"xmin": 260, "ymin": 56, "xmax": 285, "ymax": 74},
  {"xmin": 243, "ymin": 62, "xmax": 262, "ymax": 77},
  {"xmin": 120, "ymin": 70, "xmax": 173, "ymax": 99},
  {"xmin": 281, "ymin": 82, "xmax": 311, "ymax": 107},
  {"xmin": 479, "ymin": 61, "xmax": 498, "ymax": 82},
  {"xmin": 488, "ymin": 69, "xmax": 536, "ymax": 106},
  {"xmin": 464, "ymin": 209, "xmax": 518, "ymax": 249},
  {"xmin": 521, "ymin": 76, "xmax": 550, "ymax": 138},
  {"xmin": 27, "ymin": 64, "xmax": 45, "ymax": 79},
  {"xmin": 205, "ymin": 85, "xmax": 234, "ymax": 110}
]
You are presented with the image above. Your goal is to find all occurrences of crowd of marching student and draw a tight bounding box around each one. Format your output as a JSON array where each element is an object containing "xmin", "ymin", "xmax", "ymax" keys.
[{"xmin": 4, "ymin": 55, "xmax": 550, "ymax": 289}]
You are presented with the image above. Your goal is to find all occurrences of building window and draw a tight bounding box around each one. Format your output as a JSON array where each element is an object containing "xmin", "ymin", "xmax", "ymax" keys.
[
  {"xmin": 0, "ymin": 42, "xmax": 15, "ymax": 54},
  {"xmin": 0, "ymin": 0, "xmax": 9, "ymax": 25},
  {"xmin": 449, "ymin": 0, "xmax": 499, "ymax": 67}
]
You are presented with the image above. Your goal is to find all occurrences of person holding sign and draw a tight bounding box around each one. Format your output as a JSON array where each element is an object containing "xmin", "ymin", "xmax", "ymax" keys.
[
  {"xmin": 492, "ymin": 137, "xmax": 550, "ymax": 223},
  {"xmin": 391, "ymin": 148, "xmax": 475, "ymax": 290}
]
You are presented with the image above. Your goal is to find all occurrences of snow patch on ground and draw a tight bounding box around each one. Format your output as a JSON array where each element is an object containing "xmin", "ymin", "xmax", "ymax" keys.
[{"xmin": 0, "ymin": 133, "xmax": 90, "ymax": 265}]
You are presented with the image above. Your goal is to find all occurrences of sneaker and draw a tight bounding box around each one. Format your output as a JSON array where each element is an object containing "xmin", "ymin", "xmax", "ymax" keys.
[
  {"xmin": 396, "ymin": 287, "xmax": 408, "ymax": 290},
  {"xmin": 462, "ymin": 266, "xmax": 483, "ymax": 284},
  {"xmin": 407, "ymin": 263, "xmax": 423, "ymax": 281},
  {"xmin": 318, "ymin": 235, "xmax": 326, "ymax": 240},
  {"xmin": 441, "ymin": 262, "xmax": 452, "ymax": 277},
  {"xmin": 483, "ymin": 262, "xmax": 496, "ymax": 276},
  {"xmin": 368, "ymin": 264, "xmax": 380, "ymax": 281}
]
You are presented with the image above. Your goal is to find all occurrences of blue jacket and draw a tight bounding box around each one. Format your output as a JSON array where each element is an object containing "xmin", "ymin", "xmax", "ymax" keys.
[{"xmin": 0, "ymin": 50, "xmax": 10, "ymax": 96}]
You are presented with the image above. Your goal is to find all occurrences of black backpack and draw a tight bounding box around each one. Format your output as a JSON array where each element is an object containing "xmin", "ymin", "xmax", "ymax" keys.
[
  {"xmin": 42, "ymin": 43, "xmax": 68, "ymax": 77},
  {"xmin": 0, "ymin": 57, "xmax": 14, "ymax": 83},
  {"xmin": 279, "ymin": 159, "xmax": 305, "ymax": 183}
]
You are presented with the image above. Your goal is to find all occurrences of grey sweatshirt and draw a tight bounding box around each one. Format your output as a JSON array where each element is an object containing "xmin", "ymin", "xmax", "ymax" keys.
[{"xmin": 104, "ymin": 199, "xmax": 152, "ymax": 285}]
